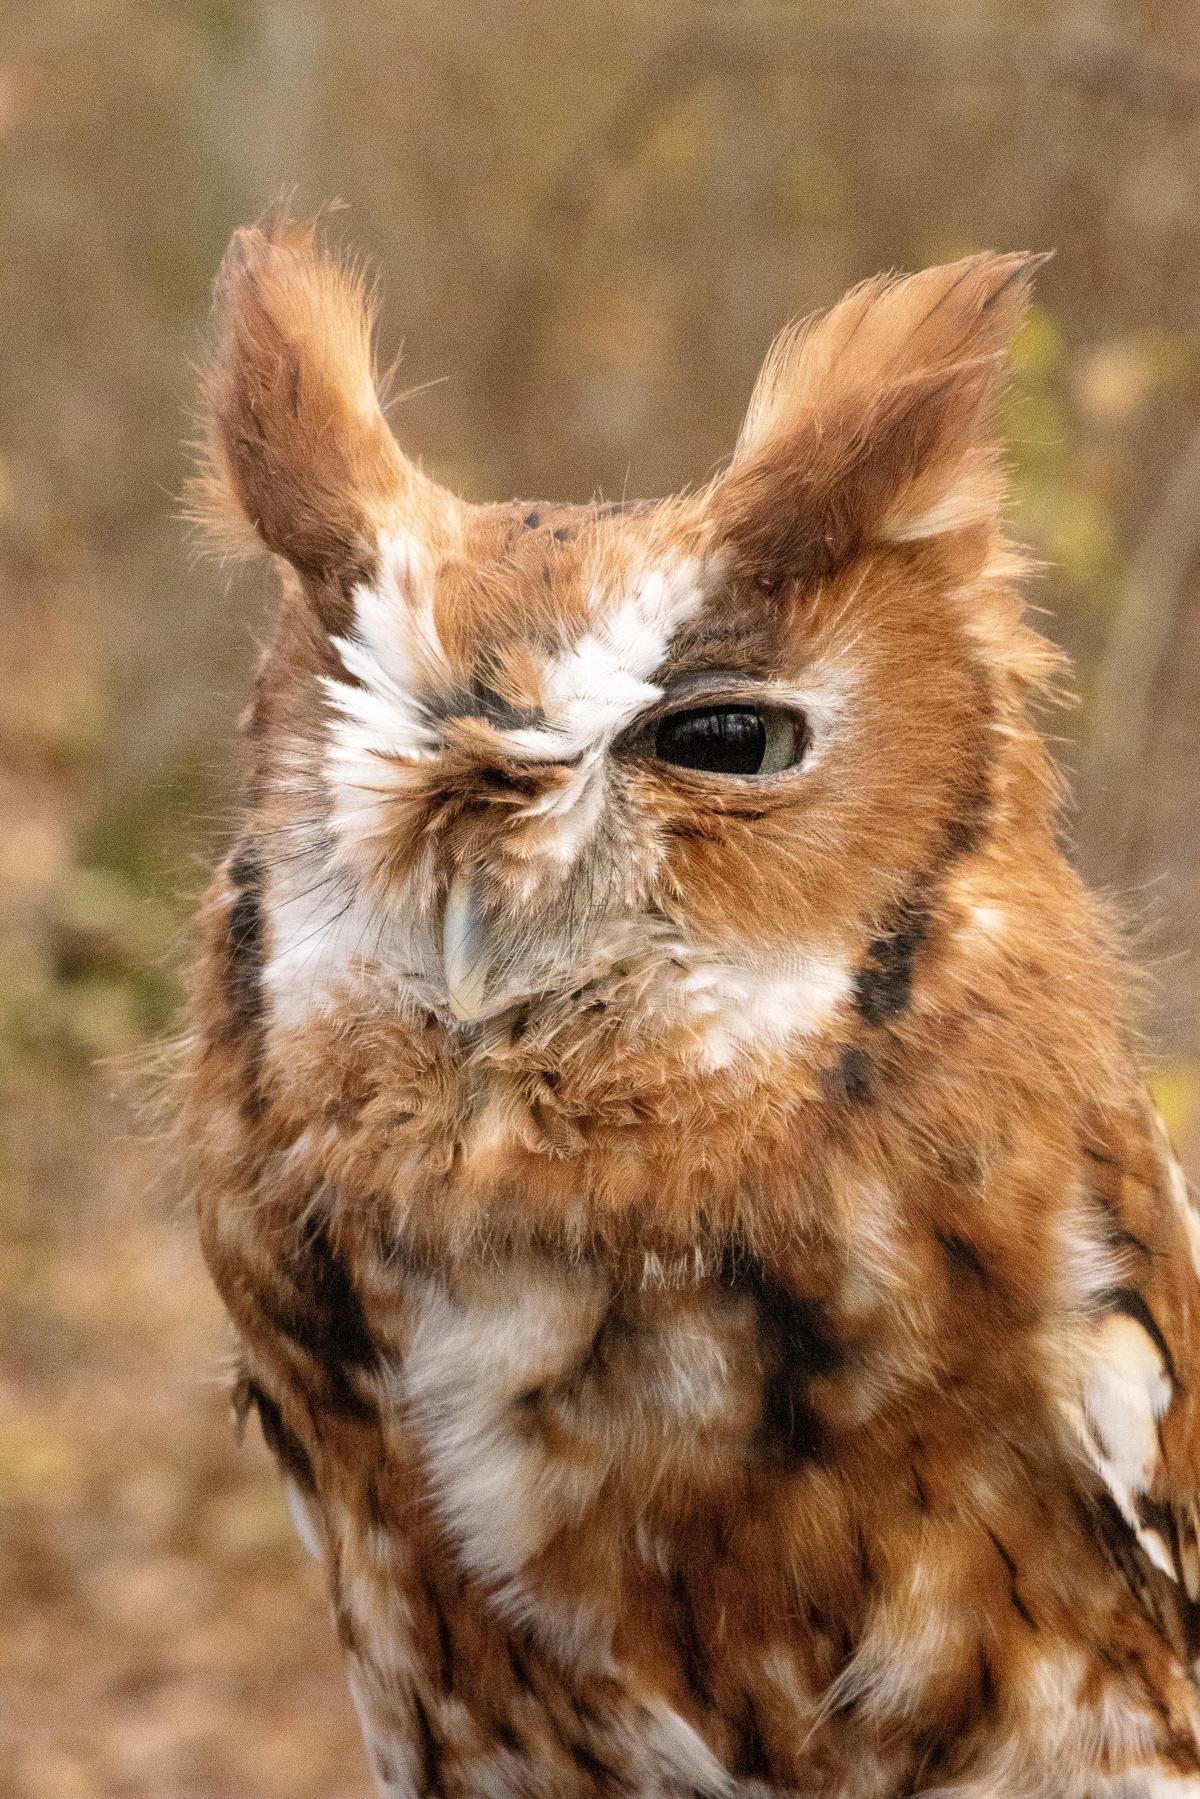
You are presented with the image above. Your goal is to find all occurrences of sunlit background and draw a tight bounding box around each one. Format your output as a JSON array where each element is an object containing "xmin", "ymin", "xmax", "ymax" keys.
[{"xmin": 4, "ymin": 3, "xmax": 1200, "ymax": 1792}]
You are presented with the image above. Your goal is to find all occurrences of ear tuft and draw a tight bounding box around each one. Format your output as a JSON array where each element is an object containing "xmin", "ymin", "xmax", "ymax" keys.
[
  {"xmin": 717, "ymin": 251, "xmax": 1049, "ymax": 584},
  {"xmin": 189, "ymin": 216, "xmax": 450, "ymax": 594}
]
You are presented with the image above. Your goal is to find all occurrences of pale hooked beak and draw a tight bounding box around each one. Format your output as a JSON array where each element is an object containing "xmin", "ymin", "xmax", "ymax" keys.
[{"xmin": 442, "ymin": 870, "xmax": 496, "ymax": 1022}]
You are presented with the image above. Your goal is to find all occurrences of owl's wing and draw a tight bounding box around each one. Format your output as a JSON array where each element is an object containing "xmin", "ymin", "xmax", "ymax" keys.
[{"xmin": 1062, "ymin": 1101, "xmax": 1200, "ymax": 1639}]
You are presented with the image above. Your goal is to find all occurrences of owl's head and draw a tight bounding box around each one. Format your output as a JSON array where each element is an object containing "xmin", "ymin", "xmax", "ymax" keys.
[{"xmin": 197, "ymin": 223, "xmax": 1058, "ymax": 1073}]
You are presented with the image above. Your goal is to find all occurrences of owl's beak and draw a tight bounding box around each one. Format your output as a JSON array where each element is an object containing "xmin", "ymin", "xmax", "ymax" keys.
[{"xmin": 442, "ymin": 870, "xmax": 495, "ymax": 1022}]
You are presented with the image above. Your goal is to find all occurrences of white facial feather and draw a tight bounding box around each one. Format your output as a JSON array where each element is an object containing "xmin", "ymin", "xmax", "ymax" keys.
[
  {"xmin": 276, "ymin": 533, "xmax": 862, "ymax": 1052},
  {"xmin": 661, "ymin": 948, "xmax": 854, "ymax": 1071},
  {"xmin": 503, "ymin": 556, "xmax": 709, "ymax": 762},
  {"xmin": 322, "ymin": 530, "xmax": 447, "ymax": 853}
]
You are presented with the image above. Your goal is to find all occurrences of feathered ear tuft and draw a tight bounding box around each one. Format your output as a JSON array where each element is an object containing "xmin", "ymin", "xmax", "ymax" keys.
[
  {"xmin": 714, "ymin": 251, "xmax": 1049, "ymax": 586},
  {"xmin": 189, "ymin": 216, "xmax": 456, "ymax": 602}
]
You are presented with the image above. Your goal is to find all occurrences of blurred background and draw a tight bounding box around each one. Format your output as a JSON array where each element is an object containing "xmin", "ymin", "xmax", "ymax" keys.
[{"xmin": 4, "ymin": 1, "xmax": 1200, "ymax": 1792}]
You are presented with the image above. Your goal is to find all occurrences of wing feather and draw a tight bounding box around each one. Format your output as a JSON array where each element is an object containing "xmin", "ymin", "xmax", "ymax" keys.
[{"xmin": 1064, "ymin": 1103, "xmax": 1200, "ymax": 1645}]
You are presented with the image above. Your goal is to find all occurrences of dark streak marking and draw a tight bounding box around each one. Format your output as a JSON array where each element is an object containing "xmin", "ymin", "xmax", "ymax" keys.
[
  {"xmin": 222, "ymin": 843, "xmax": 268, "ymax": 1117},
  {"xmin": 257, "ymin": 1211, "xmax": 378, "ymax": 1418},
  {"xmin": 856, "ymin": 1524, "xmax": 876, "ymax": 1591},
  {"xmin": 731, "ymin": 1696, "xmax": 773, "ymax": 1779},
  {"xmin": 567, "ymin": 1739, "xmax": 626, "ymax": 1789},
  {"xmin": 834, "ymin": 1045, "xmax": 873, "ymax": 1103},
  {"xmin": 243, "ymin": 1381, "xmax": 316, "ymax": 1494},
  {"xmin": 978, "ymin": 1649, "xmax": 998, "ymax": 1717},
  {"xmin": 411, "ymin": 1691, "xmax": 444, "ymax": 1795},
  {"xmin": 224, "ymin": 863, "xmax": 264, "ymax": 1032},
  {"xmin": 492, "ymin": 1717, "xmax": 524, "ymax": 1755},
  {"xmin": 943, "ymin": 678, "xmax": 995, "ymax": 862},
  {"xmin": 505, "ymin": 1633, "xmax": 538, "ymax": 1696},
  {"xmin": 987, "ymin": 1528, "xmax": 1037, "ymax": 1630},
  {"xmin": 671, "ymin": 1568, "xmax": 715, "ymax": 1712},
  {"xmin": 291, "ymin": 1212, "xmax": 377, "ymax": 1369},
  {"xmin": 1088, "ymin": 1182, "xmax": 1152, "ymax": 1262},
  {"xmin": 363, "ymin": 1471, "xmax": 390, "ymax": 1534},
  {"xmin": 422, "ymin": 1577, "xmax": 455, "ymax": 1694},
  {"xmin": 1135, "ymin": 1492, "xmax": 1179, "ymax": 1565},
  {"xmin": 936, "ymin": 1228, "xmax": 991, "ymax": 1287},
  {"xmin": 576, "ymin": 1308, "xmax": 636, "ymax": 1383},
  {"xmin": 853, "ymin": 893, "xmax": 931, "ymax": 1026},
  {"xmin": 724, "ymin": 1252, "xmax": 845, "ymax": 1465}
]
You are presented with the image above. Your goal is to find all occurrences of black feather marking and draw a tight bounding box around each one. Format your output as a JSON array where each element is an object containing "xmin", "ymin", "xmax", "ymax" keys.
[
  {"xmin": 422, "ymin": 1576, "xmax": 455, "ymax": 1694},
  {"xmin": 243, "ymin": 1381, "xmax": 316, "ymax": 1494},
  {"xmin": 731, "ymin": 1696, "xmax": 773, "ymax": 1779},
  {"xmin": 853, "ymin": 893, "xmax": 931, "ymax": 1026},
  {"xmin": 986, "ymin": 1528, "xmax": 1037, "ymax": 1630},
  {"xmin": 257, "ymin": 1210, "xmax": 378, "ymax": 1417},
  {"xmin": 833, "ymin": 1045, "xmax": 874, "ymax": 1103},
  {"xmin": 670, "ymin": 1568, "xmax": 715, "ymax": 1712},
  {"xmin": 978, "ymin": 1649, "xmax": 998, "ymax": 1717},
  {"xmin": 411, "ymin": 1692, "xmax": 444, "ymax": 1795},
  {"xmin": 221, "ymin": 843, "xmax": 269, "ymax": 1117},
  {"xmin": 724, "ymin": 1252, "xmax": 846, "ymax": 1465},
  {"xmin": 566, "ymin": 1739, "xmax": 627, "ymax": 1789},
  {"xmin": 224, "ymin": 856, "xmax": 265, "ymax": 1032}
]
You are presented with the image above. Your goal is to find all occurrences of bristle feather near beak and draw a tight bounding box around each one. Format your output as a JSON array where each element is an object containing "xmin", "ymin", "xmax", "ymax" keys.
[{"xmin": 442, "ymin": 871, "xmax": 495, "ymax": 1022}]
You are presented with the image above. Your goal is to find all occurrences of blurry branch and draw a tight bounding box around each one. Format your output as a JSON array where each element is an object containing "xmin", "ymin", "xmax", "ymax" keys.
[
  {"xmin": 1079, "ymin": 424, "xmax": 1200, "ymax": 886},
  {"xmin": 474, "ymin": 8, "xmax": 1200, "ymax": 476}
]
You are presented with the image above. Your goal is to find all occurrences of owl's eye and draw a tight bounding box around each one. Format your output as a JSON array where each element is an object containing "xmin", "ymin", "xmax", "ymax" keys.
[{"xmin": 652, "ymin": 704, "xmax": 805, "ymax": 777}]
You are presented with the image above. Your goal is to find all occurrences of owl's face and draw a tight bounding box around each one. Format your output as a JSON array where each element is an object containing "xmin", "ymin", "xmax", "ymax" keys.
[{"xmin": 200, "ymin": 226, "xmax": 1048, "ymax": 1070}]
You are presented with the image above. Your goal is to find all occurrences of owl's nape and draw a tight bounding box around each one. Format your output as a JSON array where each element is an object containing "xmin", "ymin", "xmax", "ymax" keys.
[{"xmin": 183, "ymin": 221, "xmax": 1200, "ymax": 1798}]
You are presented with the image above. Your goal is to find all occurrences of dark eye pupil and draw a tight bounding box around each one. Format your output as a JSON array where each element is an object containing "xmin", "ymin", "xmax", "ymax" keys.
[{"xmin": 654, "ymin": 706, "xmax": 767, "ymax": 774}]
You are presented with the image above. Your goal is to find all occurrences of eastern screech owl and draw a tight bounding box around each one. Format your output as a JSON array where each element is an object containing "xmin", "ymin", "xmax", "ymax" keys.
[{"xmin": 181, "ymin": 221, "xmax": 1200, "ymax": 1797}]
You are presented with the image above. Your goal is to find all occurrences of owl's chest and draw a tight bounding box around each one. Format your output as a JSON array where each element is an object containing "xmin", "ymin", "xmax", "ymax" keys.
[{"xmin": 390, "ymin": 1251, "xmax": 866, "ymax": 1605}]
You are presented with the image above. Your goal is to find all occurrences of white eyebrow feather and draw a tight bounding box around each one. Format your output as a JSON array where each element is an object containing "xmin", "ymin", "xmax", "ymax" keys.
[{"xmin": 503, "ymin": 555, "xmax": 710, "ymax": 762}]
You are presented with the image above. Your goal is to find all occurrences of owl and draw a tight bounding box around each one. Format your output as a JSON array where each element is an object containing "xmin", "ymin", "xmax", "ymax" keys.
[{"xmin": 181, "ymin": 219, "xmax": 1200, "ymax": 1798}]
